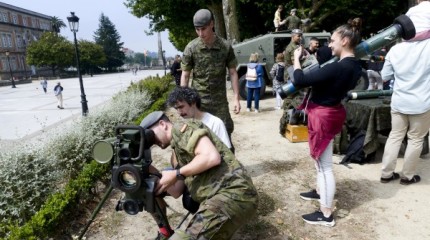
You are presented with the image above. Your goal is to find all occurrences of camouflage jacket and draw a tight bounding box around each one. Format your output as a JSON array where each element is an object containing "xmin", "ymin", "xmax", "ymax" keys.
[
  {"xmin": 181, "ymin": 35, "xmax": 237, "ymax": 133},
  {"xmin": 285, "ymin": 15, "xmax": 301, "ymax": 30},
  {"xmin": 170, "ymin": 121, "xmax": 257, "ymax": 203},
  {"xmin": 283, "ymin": 41, "xmax": 300, "ymax": 80}
]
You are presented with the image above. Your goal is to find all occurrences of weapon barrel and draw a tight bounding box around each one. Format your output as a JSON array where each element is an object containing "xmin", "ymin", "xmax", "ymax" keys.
[
  {"xmin": 347, "ymin": 89, "xmax": 393, "ymax": 100},
  {"xmin": 278, "ymin": 15, "xmax": 415, "ymax": 98}
]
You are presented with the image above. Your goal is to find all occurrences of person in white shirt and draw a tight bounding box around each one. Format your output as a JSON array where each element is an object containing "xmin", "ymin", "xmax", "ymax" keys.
[
  {"xmin": 379, "ymin": 5, "xmax": 430, "ymax": 185},
  {"xmin": 167, "ymin": 87, "xmax": 233, "ymax": 150}
]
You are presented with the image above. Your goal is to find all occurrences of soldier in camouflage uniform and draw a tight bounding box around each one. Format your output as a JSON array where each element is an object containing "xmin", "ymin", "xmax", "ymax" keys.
[
  {"xmin": 284, "ymin": 9, "xmax": 301, "ymax": 31},
  {"xmin": 281, "ymin": 29, "xmax": 307, "ymax": 126},
  {"xmin": 181, "ymin": 9, "xmax": 240, "ymax": 141},
  {"xmin": 140, "ymin": 111, "xmax": 258, "ymax": 240},
  {"xmin": 284, "ymin": 29, "xmax": 303, "ymax": 81}
]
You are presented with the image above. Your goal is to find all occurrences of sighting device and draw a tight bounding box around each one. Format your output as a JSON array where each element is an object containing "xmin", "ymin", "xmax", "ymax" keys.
[
  {"xmin": 92, "ymin": 125, "xmax": 160, "ymax": 215},
  {"xmin": 278, "ymin": 14, "xmax": 416, "ymax": 98}
]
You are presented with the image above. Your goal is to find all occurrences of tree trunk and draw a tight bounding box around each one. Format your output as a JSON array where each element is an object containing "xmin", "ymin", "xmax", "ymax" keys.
[
  {"xmin": 222, "ymin": 0, "xmax": 240, "ymax": 43},
  {"xmin": 208, "ymin": 3, "xmax": 226, "ymax": 39}
]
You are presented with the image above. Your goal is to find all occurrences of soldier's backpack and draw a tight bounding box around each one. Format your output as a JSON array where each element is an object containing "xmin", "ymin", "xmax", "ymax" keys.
[
  {"xmin": 340, "ymin": 130, "xmax": 374, "ymax": 165},
  {"xmin": 275, "ymin": 64, "xmax": 285, "ymax": 82}
]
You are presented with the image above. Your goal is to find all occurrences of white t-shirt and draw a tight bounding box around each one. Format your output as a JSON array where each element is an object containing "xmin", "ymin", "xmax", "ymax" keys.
[{"xmin": 201, "ymin": 112, "xmax": 232, "ymax": 149}]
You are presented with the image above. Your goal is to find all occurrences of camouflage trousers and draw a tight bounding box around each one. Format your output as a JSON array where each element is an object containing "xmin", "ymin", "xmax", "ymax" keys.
[{"xmin": 169, "ymin": 192, "xmax": 258, "ymax": 240}]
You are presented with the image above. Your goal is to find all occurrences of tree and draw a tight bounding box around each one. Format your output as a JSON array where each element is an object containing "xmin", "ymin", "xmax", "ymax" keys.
[
  {"xmin": 78, "ymin": 40, "xmax": 107, "ymax": 76},
  {"xmin": 222, "ymin": 0, "xmax": 240, "ymax": 43},
  {"xmin": 94, "ymin": 13, "xmax": 125, "ymax": 72},
  {"xmin": 125, "ymin": 0, "xmax": 409, "ymax": 51},
  {"xmin": 26, "ymin": 32, "xmax": 74, "ymax": 76},
  {"xmin": 51, "ymin": 16, "xmax": 66, "ymax": 34},
  {"xmin": 124, "ymin": 0, "xmax": 242, "ymax": 49}
]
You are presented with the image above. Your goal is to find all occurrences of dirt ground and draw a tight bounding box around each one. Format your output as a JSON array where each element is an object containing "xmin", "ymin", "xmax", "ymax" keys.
[{"xmin": 82, "ymin": 88, "xmax": 430, "ymax": 240}]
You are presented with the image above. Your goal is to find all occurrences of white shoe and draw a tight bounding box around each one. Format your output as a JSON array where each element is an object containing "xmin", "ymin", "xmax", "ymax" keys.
[
  {"xmin": 246, "ymin": 108, "xmax": 251, "ymax": 112},
  {"xmin": 274, "ymin": 107, "xmax": 281, "ymax": 110},
  {"xmin": 254, "ymin": 109, "xmax": 259, "ymax": 113}
]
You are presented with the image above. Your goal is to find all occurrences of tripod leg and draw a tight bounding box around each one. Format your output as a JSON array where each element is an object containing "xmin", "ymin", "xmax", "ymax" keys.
[{"xmin": 153, "ymin": 198, "xmax": 174, "ymax": 237}]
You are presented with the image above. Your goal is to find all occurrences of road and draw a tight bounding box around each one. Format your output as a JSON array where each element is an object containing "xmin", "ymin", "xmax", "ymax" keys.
[{"xmin": 0, "ymin": 70, "xmax": 165, "ymax": 141}]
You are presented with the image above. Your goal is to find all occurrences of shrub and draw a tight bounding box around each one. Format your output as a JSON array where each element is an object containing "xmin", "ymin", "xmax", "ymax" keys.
[
  {"xmin": 0, "ymin": 89, "xmax": 151, "ymax": 232},
  {"xmin": 0, "ymin": 74, "xmax": 173, "ymax": 238}
]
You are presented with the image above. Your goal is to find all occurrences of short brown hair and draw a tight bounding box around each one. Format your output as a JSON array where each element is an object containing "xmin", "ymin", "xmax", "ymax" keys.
[{"xmin": 275, "ymin": 53, "xmax": 284, "ymax": 62}]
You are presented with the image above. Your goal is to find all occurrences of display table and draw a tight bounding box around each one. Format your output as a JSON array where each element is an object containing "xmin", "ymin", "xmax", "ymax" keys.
[
  {"xmin": 345, "ymin": 97, "xmax": 428, "ymax": 155},
  {"xmin": 345, "ymin": 97, "xmax": 392, "ymax": 154}
]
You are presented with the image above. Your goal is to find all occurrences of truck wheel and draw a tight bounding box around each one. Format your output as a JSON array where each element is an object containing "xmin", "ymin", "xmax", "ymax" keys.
[
  {"xmin": 239, "ymin": 75, "xmax": 248, "ymax": 100},
  {"xmin": 239, "ymin": 75, "xmax": 267, "ymax": 100}
]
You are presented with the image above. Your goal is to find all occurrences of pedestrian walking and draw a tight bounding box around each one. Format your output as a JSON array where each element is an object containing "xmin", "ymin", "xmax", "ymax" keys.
[
  {"xmin": 40, "ymin": 78, "xmax": 48, "ymax": 94},
  {"xmin": 54, "ymin": 82, "xmax": 64, "ymax": 109}
]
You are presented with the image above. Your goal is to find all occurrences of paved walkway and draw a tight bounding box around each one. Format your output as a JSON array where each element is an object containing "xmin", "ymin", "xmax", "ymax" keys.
[{"xmin": 0, "ymin": 70, "xmax": 165, "ymax": 141}]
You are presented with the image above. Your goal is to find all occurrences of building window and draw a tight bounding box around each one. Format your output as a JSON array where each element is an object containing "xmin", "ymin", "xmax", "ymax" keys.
[
  {"xmin": 32, "ymin": 18, "xmax": 37, "ymax": 28},
  {"xmin": 1, "ymin": 33, "xmax": 13, "ymax": 48},
  {"xmin": 12, "ymin": 14, "xmax": 18, "ymax": 24},
  {"xmin": 16, "ymin": 34, "xmax": 23, "ymax": 48},
  {"xmin": 10, "ymin": 57, "xmax": 17, "ymax": 70},
  {"xmin": 1, "ymin": 34, "xmax": 7, "ymax": 47},
  {"xmin": 1, "ymin": 12, "xmax": 8, "ymax": 22},
  {"xmin": 7, "ymin": 34, "xmax": 12, "ymax": 48},
  {"xmin": 23, "ymin": 16, "xmax": 28, "ymax": 26},
  {"xmin": 1, "ymin": 59, "xmax": 8, "ymax": 71}
]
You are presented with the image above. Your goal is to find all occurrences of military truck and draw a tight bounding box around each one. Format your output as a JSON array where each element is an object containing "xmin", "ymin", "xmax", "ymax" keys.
[{"xmin": 233, "ymin": 31, "xmax": 331, "ymax": 99}]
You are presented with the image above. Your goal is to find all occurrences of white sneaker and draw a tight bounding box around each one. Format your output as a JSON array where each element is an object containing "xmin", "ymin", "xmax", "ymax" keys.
[
  {"xmin": 246, "ymin": 108, "xmax": 251, "ymax": 112},
  {"xmin": 254, "ymin": 109, "xmax": 259, "ymax": 113}
]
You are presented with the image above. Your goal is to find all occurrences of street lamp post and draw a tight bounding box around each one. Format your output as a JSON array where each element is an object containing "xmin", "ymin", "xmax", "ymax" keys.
[
  {"xmin": 67, "ymin": 12, "xmax": 89, "ymax": 116},
  {"xmin": 5, "ymin": 51, "xmax": 16, "ymax": 88},
  {"xmin": 162, "ymin": 50, "xmax": 166, "ymax": 76},
  {"xmin": 22, "ymin": 36, "xmax": 28, "ymax": 80}
]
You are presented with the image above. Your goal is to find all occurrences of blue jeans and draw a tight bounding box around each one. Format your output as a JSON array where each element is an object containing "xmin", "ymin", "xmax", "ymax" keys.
[{"xmin": 247, "ymin": 87, "xmax": 261, "ymax": 110}]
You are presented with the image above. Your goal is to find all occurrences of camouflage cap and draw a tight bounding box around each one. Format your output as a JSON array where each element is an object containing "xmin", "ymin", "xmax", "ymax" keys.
[
  {"xmin": 291, "ymin": 8, "xmax": 297, "ymax": 13},
  {"xmin": 140, "ymin": 111, "xmax": 164, "ymax": 129},
  {"xmin": 291, "ymin": 29, "xmax": 303, "ymax": 35},
  {"xmin": 193, "ymin": 9, "xmax": 212, "ymax": 27}
]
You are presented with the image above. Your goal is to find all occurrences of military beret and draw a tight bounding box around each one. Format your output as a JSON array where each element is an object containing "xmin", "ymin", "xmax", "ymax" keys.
[
  {"xmin": 193, "ymin": 9, "xmax": 212, "ymax": 27},
  {"xmin": 140, "ymin": 111, "xmax": 164, "ymax": 129},
  {"xmin": 292, "ymin": 29, "xmax": 303, "ymax": 35}
]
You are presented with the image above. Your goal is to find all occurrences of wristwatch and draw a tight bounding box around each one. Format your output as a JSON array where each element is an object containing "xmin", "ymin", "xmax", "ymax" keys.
[{"xmin": 176, "ymin": 169, "xmax": 185, "ymax": 180}]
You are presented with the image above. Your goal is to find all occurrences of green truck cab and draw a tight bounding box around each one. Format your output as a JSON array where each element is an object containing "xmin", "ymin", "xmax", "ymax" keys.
[{"xmin": 233, "ymin": 31, "xmax": 331, "ymax": 99}]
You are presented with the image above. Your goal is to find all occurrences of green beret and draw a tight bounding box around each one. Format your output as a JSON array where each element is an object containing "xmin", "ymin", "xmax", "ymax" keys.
[
  {"xmin": 292, "ymin": 29, "xmax": 303, "ymax": 35},
  {"xmin": 193, "ymin": 9, "xmax": 212, "ymax": 27},
  {"xmin": 140, "ymin": 111, "xmax": 164, "ymax": 129}
]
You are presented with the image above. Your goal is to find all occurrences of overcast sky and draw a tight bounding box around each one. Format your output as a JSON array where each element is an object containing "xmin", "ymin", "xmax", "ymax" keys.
[{"xmin": 2, "ymin": 0, "xmax": 180, "ymax": 57}]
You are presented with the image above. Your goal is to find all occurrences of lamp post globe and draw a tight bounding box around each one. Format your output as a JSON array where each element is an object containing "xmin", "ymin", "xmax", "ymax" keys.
[
  {"xmin": 67, "ymin": 12, "xmax": 89, "ymax": 116},
  {"xmin": 5, "ymin": 51, "xmax": 16, "ymax": 88}
]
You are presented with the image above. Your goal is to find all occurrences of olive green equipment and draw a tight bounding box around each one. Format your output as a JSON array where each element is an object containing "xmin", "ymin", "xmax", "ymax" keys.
[
  {"xmin": 278, "ymin": 14, "xmax": 416, "ymax": 98},
  {"xmin": 232, "ymin": 30, "xmax": 331, "ymax": 100},
  {"xmin": 78, "ymin": 125, "xmax": 173, "ymax": 239},
  {"xmin": 347, "ymin": 89, "xmax": 393, "ymax": 100}
]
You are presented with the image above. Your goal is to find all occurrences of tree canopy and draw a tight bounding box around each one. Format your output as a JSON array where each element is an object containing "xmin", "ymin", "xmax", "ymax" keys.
[
  {"xmin": 125, "ymin": 0, "xmax": 409, "ymax": 51},
  {"xmin": 26, "ymin": 32, "xmax": 74, "ymax": 76},
  {"xmin": 78, "ymin": 40, "xmax": 107, "ymax": 76},
  {"xmin": 51, "ymin": 16, "xmax": 67, "ymax": 34},
  {"xmin": 94, "ymin": 13, "xmax": 125, "ymax": 71}
]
